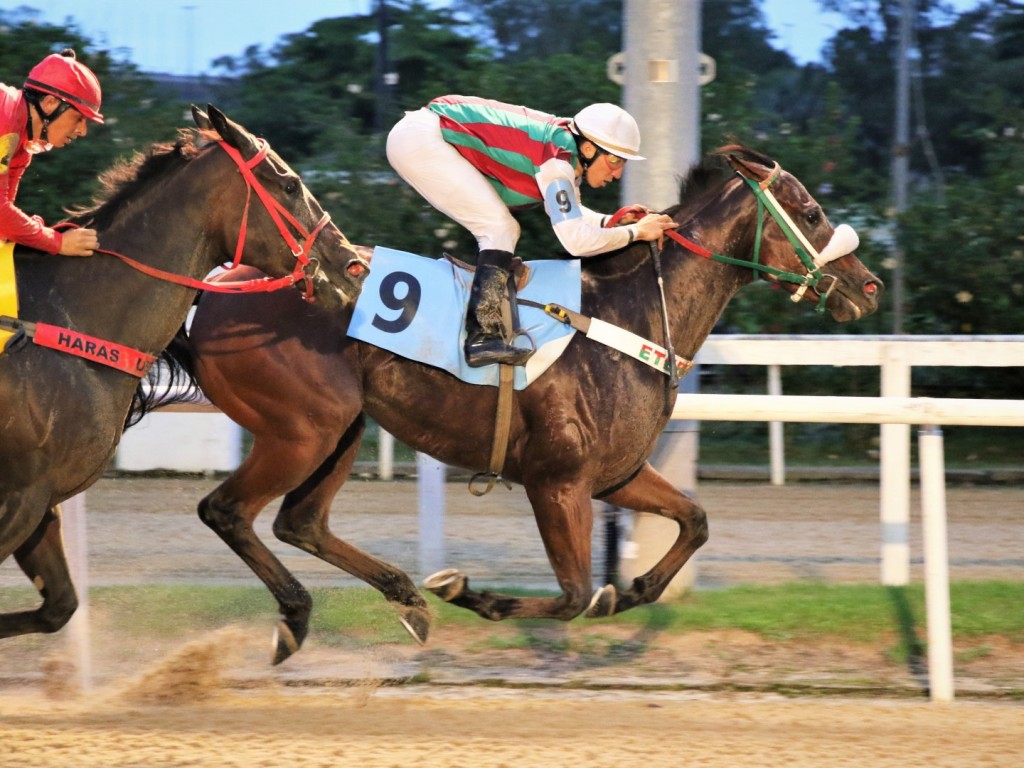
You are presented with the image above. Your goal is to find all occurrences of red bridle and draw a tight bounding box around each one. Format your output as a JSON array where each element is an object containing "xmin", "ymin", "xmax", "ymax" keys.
[{"xmin": 86, "ymin": 139, "xmax": 335, "ymax": 301}]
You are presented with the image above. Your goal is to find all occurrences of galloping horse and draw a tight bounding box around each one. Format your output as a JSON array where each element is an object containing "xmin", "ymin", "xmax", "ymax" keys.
[
  {"xmin": 0, "ymin": 105, "xmax": 367, "ymax": 642},
  {"xmin": 169, "ymin": 145, "xmax": 882, "ymax": 664}
]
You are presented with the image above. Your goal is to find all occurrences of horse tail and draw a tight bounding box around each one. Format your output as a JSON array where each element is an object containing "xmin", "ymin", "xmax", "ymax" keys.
[{"xmin": 124, "ymin": 323, "xmax": 204, "ymax": 429}]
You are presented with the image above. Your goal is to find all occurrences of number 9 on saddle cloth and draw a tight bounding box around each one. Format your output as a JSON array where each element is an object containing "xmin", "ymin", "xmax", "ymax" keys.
[{"xmin": 347, "ymin": 247, "xmax": 580, "ymax": 390}]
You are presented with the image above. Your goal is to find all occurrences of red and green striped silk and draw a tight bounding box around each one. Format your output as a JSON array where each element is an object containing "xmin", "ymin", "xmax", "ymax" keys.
[{"xmin": 427, "ymin": 96, "xmax": 578, "ymax": 209}]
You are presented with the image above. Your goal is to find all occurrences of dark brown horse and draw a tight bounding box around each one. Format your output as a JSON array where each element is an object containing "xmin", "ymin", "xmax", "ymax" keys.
[
  {"xmin": 0, "ymin": 105, "xmax": 368, "ymax": 642},
  {"xmin": 168, "ymin": 145, "xmax": 882, "ymax": 664}
]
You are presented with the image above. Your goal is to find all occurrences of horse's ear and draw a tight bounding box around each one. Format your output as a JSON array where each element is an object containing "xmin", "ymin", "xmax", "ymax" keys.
[
  {"xmin": 720, "ymin": 145, "xmax": 777, "ymax": 184},
  {"xmin": 206, "ymin": 104, "xmax": 260, "ymax": 158},
  {"xmin": 722, "ymin": 149, "xmax": 755, "ymax": 179},
  {"xmin": 191, "ymin": 104, "xmax": 212, "ymax": 131}
]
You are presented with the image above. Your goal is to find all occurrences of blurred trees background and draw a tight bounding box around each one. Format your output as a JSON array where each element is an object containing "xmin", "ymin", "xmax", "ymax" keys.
[{"xmin": 2, "ymin": 0, "xmax": 1022, "ymax": 358}]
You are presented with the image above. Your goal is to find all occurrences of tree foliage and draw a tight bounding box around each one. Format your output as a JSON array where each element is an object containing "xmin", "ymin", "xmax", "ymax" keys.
[{"xmin": 3, "ymin": 0, "xmax": 1022, "ymax": 363}]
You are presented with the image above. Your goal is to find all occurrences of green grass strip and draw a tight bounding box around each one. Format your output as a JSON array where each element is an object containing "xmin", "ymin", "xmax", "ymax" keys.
[{"xmin": 2, "ymin": 581, "xmax": 1020, "ymax": 645}]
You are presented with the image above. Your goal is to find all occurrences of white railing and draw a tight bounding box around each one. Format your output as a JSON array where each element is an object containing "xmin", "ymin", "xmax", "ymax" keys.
[
  {"xmin": 694, "ymin": 334, "xmax": 1024, "ymax": 586},
  {"xmin": 672, "ymin": 334, "xmax": 1024, "ymax": 703}
]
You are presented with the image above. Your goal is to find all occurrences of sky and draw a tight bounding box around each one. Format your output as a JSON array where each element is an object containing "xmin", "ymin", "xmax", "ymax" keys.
[{"xmin": 5, "ymin": 0, "xmax": 985, "ymax": 76}]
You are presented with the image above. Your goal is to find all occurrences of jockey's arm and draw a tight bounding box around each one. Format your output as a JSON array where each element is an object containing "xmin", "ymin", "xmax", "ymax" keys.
[
  {"xmin": 535, "ymin": 159, "xmax": 675, "ymax": 257},
  {"xmin": 536, "ymin": 158, "xmax": 634, "ymax": 257},
  {"xmin": 0, "ymin": 164, "xmax": 62, "ymax": 253}
]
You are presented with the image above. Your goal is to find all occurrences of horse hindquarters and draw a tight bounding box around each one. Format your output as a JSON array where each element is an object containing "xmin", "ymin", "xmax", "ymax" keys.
[{"xmin": 586, "ymin": 462, "xmax": 708, "ymax": 617}]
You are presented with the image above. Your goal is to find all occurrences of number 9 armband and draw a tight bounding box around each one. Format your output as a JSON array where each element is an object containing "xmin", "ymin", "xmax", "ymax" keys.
[{"xmin": 541, "ymin": 175, "xmax": 581, "ymax": 225}]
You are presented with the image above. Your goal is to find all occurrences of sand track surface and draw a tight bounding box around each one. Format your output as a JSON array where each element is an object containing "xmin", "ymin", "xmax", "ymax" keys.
[{"xmin": 2, "ymin": 476, "xmax": 1022, "ymax": 766}]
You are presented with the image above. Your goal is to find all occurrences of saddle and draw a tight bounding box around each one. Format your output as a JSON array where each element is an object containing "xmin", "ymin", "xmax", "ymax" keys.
[{"xmin": 355, "ymin": 244, "xmax": 532, "ymax": 292}]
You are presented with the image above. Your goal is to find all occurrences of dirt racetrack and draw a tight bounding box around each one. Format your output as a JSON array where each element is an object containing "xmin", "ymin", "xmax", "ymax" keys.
[
  {"xmin": 1, "ymin": 475, "xmax": 1022, "ymax": 766},
  {"xmin": 2, "ymin": 683, "xmax": 1022, "ymax": 768}
]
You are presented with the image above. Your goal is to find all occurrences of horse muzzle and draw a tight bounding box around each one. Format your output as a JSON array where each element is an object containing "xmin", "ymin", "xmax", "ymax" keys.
[{"xmin": 300, "ymin": 254, "xmax": 370, "ymax": 305}]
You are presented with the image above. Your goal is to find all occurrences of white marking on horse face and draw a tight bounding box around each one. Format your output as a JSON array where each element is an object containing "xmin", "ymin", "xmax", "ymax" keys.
[{"xmin": 814, "ymin": 224, "xmax": 859, "ymax": 267}]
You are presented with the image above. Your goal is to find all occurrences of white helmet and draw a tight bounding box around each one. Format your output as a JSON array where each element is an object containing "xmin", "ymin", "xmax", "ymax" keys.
[{"xmin": 571, "ymin": 103, "xmax": 645, "ymax": 161}]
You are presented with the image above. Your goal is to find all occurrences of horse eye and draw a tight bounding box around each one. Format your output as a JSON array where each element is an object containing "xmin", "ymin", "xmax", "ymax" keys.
[
  {"xmin": 807, "ymin": 209, "xmax": 822, "ymax": 226},
  {"xmin": 284, "ymin": 179, "xmax": 300, "ymax": 195}
]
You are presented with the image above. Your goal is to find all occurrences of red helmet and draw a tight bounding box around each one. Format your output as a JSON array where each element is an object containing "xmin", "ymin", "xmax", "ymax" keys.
[{"xmin": 24, "ymin": 49, "xmax": 104, "ymax": 124}]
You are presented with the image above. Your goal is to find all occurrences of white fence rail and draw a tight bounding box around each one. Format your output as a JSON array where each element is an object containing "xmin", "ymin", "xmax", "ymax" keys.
[
  {"xmin": 677, "ymin": 334, "xmax": 1024, "ymax": 703},
  {"xmin": 694, "ymin": 334, "xmax": 1024, "ymax": 587}
]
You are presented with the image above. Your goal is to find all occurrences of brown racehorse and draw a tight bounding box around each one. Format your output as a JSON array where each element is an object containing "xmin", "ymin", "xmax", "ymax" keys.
[
  {"xmin": 0, "ymin": 105, "xmax": 367, "ymax": 643},
  {"xmin": 166, "ymin": 145, "xmax": 882, "ymax": 664}
]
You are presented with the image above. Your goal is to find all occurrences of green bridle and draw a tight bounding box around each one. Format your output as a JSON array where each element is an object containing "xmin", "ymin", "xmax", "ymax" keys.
[{"xmin": 665, "ymin": 162, "xmax": 859, "ymax": 313}]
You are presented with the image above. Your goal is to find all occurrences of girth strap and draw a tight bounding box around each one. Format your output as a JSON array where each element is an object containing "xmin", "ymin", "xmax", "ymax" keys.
[
  {"xmin": 0, "ymin": 315, "xmax": 155, "ymax": 377},
  {"xmin": 520, "ymin": 299, "xmax": 695, "ymax": 379}
]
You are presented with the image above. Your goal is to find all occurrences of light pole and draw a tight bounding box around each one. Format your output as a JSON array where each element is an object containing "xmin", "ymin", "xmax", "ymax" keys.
[{"xmin": 891, "ymin": 0, "xmax": 912, "ymax": 334}]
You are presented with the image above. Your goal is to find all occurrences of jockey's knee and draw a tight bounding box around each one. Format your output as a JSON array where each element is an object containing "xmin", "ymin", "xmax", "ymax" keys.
[{"xmin": 479, "ymin": 220, "xmax": 520, "ymax": 255}]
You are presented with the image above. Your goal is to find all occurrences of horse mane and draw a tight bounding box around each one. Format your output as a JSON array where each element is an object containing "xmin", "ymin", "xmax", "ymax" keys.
[
  {"xmin": 100, "ymin": 127, "xmax": 219, "ymax": 430},
  {"xmin": 666, "ymin": 143, "xmax": 776, "ymax": 217},
  {"xmin": 68, "ymin": 128, "xmax": 206, "ymax": 230}
]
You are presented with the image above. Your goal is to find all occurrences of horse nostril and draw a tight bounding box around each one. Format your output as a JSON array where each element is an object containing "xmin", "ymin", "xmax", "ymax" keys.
[{"xmin": 864, "ymin": 280, "xmax": 882, "ymax": 298}]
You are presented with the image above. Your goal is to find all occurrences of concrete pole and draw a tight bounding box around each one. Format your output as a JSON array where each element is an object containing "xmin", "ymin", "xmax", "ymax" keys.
[
  {"xmin": 890, "ymin": 0, "xmax": 912, "ymax": 333},
  {"xmin": 618, "ymin": 0, "xmax": 702, "ymax": 599},
  {"xmin": 622, "ymin": 0, "xmax": 701, "ymax": 210}
]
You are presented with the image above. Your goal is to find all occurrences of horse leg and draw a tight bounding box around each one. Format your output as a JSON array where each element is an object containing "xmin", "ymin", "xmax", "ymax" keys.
[
  {"xmin": 197, "ymin": 438, "xmax": 328, "ymax": 665},
  {"xmin": 270, "ymin": 417, "xmax": 431, "ymax": 645},
  {"xmin": 585, "ymin": 462, "xmax": 709, "ymax": 617},
  {"xmin": 424, "ymin": 482, "xmax": 594, "ymax": 621},
  {"xmin": 0, "ymin": 506, "xmax": 78, "ymax": 638}
]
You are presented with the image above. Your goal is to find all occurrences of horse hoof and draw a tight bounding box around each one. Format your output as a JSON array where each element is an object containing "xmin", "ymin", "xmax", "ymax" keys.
[
  {"xmin": 585, "ymin": 584, "xmax": 617, "ymax": 618},
  {"xmin": 271, "ymin": 621, "xmax": 300, "ymax": 665},
  {"xmin": 398, "ymin": 606, "xmax": 430, "ymax": 645},
  {"xmin": 423, "ymin": 568, "xmax": 466, "ymax": 602}
]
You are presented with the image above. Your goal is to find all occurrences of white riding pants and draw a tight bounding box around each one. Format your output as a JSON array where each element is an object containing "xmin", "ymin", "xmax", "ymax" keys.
[{"xmin": 386, "ymin": 108, "xmax": 521, "ymax": 253}]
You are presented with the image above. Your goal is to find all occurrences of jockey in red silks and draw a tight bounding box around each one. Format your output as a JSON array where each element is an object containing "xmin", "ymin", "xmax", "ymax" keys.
[
  {"xmin": 0, "ymin": 48, "xmax": 105, "ymax": 258},
  {"xmin": 387, "ymin": 95, "xmax": 677, "ymax": 368}
]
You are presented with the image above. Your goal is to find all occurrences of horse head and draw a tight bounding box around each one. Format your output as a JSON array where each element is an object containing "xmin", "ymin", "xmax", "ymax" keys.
[
  {"xmin": 190, "ymin": 105, "xmax": 369, "ymax": 308},
  {"xmin": 713, "ymin": 145, "xmax": 883, "ymax": 322}
]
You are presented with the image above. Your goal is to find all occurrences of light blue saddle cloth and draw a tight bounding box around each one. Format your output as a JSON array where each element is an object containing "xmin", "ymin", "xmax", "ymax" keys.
[{"xmin": 347, "ymin": 247, "xmax": 580, "ymax": 389}]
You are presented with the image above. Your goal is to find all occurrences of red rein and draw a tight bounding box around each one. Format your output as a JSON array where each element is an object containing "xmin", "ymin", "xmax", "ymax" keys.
[
  {"xmin": 606, "ymin": 205, "xmax": 711, "ymax": 258},
  {"xmin": 85, "ymin": 139, "xmax": 331, "ymax": 300},
  {"xmin": 28, "ymin": 139, "xmax": 334, "ymax": 377}
]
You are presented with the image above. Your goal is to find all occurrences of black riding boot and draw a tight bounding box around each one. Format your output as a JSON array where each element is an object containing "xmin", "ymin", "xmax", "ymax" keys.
[{"xmin": 464, "ymin": 249, "xmax": 534, "ymax": 368}]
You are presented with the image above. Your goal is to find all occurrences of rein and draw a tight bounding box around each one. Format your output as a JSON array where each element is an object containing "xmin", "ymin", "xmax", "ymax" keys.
[
  {"xmin": 10, "ymin": 138, "xmax": 337, "ymax": 377},
  {"xmin": 73, "ymin": 139, "xmax": 334, "ymax": 300}
]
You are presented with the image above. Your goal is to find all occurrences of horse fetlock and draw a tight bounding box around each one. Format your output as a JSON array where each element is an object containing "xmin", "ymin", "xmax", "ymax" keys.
[
  {"xmin": 690, "ymin": 508, "xmax": 710, "ymax": 548},
  {"xmin": 37, "ymin": 598, "xmax": 78, "ymax": 633},
  {"xmin": 423, "ymin": 568, "xmax": 466, "ymax": 602}
]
